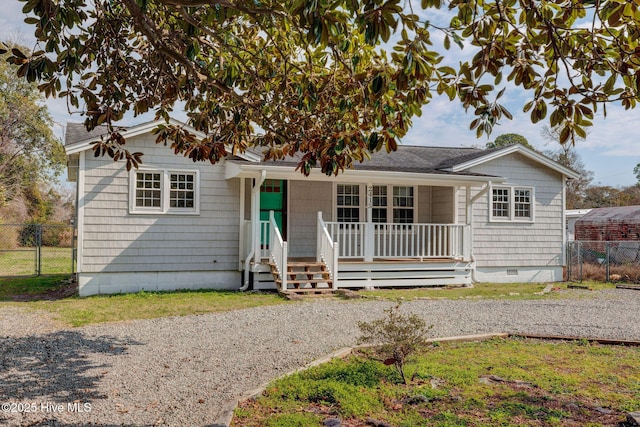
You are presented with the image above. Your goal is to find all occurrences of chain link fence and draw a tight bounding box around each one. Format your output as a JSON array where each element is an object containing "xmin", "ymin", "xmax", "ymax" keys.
[
  {"xmin": 0, "ymin": 224, "xmax": 75, "ymax": 277},
  {"xmin": 567, "ymin": 240, "xmax": 640, "ymax": 283}
]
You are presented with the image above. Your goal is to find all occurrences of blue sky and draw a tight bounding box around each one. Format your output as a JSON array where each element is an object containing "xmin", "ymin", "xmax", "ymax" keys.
[{"xmin": 2, "ymin": 1, "xmax": 638, "ymax": 187}]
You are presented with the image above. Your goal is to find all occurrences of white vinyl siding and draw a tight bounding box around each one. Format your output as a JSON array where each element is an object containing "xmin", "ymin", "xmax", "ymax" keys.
[
  {"xmin": 431, "ymin": 186, "xmax": 454, "ymax": 223},
  {"xmin": 80, "ymin": 134, "xmax": 240, "ymax": 275},
  {"xmin": 288, "ymin": 181, "xmax": 332, "ymax": 257},
  {"xmin": 463, "ymin": 153, "xmax": 563, "ymax": 269}
]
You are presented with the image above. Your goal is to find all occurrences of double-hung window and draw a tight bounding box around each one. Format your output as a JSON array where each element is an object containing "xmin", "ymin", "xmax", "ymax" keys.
[
  {"xmin": 336, "ymin": 184, "xmax": 360, "ymax": 222},
  {"xmin": 371, "ymin": 185, "xmax": 388, "ymax": 223},
  {"xmin": 490, "ymin": 185, "xmax": 533, "ymax": 222},
  {"xmin": 370, "ymin": 185, "xmax": 416, "ymax": 224},
  {"xmin": 392, "ymin": 186, "xmax": 414, "ymax": 224},
  {"xmin": 130, "ymin": 168, "xmax": 199, "ymax": 214}
]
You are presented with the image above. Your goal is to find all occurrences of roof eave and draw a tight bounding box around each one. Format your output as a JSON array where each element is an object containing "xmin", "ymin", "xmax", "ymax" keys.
[{"xmin": 64, "ymin": 118, "xmax": 261, "ymax": 162}]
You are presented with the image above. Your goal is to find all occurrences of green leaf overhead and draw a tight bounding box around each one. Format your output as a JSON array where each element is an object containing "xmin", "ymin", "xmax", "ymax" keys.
[{"xmin": 10, "ymin": 0, "xmax": 640, "ymax": 174}]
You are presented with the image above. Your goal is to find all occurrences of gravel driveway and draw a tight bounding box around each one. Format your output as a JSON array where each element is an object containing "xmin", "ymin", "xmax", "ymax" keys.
[{"xmin": 1, "ymin": 290, "xmax": 639, "ymax": 426}]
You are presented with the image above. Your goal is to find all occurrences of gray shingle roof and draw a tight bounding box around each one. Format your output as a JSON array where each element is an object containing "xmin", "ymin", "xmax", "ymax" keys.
[
  {"xmin": 64, "ymin": 122, "xmax": 127, "ymax": 145},
  {"xmin": 576, "ymin": 205, "xmax": 640, "ymax": 225},
  {"xmin": 63, "ymin": 121, "xmax": 512, "ymax": 177},
  {"xmin": 240, "ymin": 144, "xmax": 501, "ymax": 176}
]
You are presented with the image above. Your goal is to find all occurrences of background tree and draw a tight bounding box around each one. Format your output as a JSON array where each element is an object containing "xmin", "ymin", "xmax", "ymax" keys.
[
  {"xmin": 579, "ymin": 185, "xmax": 640, "ymax": 208},
  {"xmin": 486, "ymin": 133, "xmax": 533, "ymax": 150},
  {"xmin": 6, "ymin": 0, "xmax": 640, "ymax": 175},
  {"xmin": 541, "ymin": 126, "xmax": 593, "ymax": 209},
  {"xmin": 0, "ymin": 43, "xmax": 66, "ymax": 223},
  {"xmin": 634, "ymin": 164, "xmax": 640, "ymax": 188}
]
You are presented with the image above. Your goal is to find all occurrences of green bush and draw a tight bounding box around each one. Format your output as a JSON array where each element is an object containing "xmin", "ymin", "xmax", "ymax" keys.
[{"xmin": 305, "ymin": 357, "xmax": 398, "ymax": 387}]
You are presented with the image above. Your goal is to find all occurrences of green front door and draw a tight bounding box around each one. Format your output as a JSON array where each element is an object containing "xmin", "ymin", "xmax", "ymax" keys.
[{"xmin": 260, "ymin": 179, "xmax": 286, "ymax": 245}]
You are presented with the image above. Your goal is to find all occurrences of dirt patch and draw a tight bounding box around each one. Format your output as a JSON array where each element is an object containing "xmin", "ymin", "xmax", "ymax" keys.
[{"xmin": 8, "ymin": 277, "xmax": 77, "ymax": 302}]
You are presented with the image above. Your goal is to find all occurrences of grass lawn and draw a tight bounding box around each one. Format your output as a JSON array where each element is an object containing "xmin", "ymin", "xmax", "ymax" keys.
[
  {"xmin": 0, "ymin": 275, "xmax": 73, "ymax": 300},
  {"xmin": 0, "ymin": 247, "xmax": 74, "ymax": 276},
  {"xmin": 233, "ymin": 337, "xmax": 640, "ymax": 427},
  {"xmin": 26, "ymin": 289, "xmax": 290, "ymax": 327},
  {"xmin": 0, "ymin": 276, "xmax": 618, "ymax": 327}
]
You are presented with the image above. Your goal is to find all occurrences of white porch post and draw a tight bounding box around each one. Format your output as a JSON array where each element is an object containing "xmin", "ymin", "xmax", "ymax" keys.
[
  {"xmin": 364, "ymin": 183, "xmax": 374, "ymax": 262},
  {"xmin": 465, "ymin": 185, "xmax": 472, "ymax": 261},
  {"xmin": 252, "ymin": 170, "xmax": 266, "ymax": 263}
]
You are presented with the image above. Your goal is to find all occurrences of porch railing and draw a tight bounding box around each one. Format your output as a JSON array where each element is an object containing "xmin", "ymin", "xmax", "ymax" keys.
[
  {"xmin": 325, "ymin": 222, "xmax": 364, "ymax": 258},
  {"xmin": 325, "ymin": 221, "xmax": 470, "ymax": 261},
  {"xmin": 269, "ymin": 211, "xmax": 287, "ymax": 290},
  {"xmin": 317, "ymin": 212, "xmax": 339, "ymax": 289}
]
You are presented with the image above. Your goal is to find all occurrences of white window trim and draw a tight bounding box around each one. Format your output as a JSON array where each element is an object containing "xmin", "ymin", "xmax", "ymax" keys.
[
  {"xmin": 390, "ymin": 185, "xmax": 416, "ymax": 224},
  {"xmin": 129, "ymin": 167, "xmax": 200, "ymax": 215},
  {"xmin": 333, "ymin": 183, "xmax": 417, "ymax": 223},
  {"xmin": 489, "ymin": 183, "xmax": 534, "ymax": 223},
  {"xmin": 333, "ymin": 183, "xmax": 364, "ymax": 222}
]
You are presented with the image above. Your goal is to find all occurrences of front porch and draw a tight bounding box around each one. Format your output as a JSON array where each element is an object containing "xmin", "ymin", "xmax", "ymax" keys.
[
  {"xmin": 233, "ymin": 168, "xmax": 487, "ymax": 292},
  {"xmin": 244, "ymin": 211, "xmax": 473, "ymax": 291}
]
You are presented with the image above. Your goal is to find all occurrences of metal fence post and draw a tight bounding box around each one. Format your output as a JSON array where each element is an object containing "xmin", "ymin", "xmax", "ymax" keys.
[
  {"xmin": 605, "ymin": 242, "xmax": 610, "ymax": 282},
  {"xmin": 36, "ymin": 224, "xmax": 42, "ymax": 276},
  {"xmin": 578, "ymin": 241, "xmax": 583, "ymax": 282},
  {"xmin": 71, "ymin": 226, "xmax": 77, "ymax": 274}
]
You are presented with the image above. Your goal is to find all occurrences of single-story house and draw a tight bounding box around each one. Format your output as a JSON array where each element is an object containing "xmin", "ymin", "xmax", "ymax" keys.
[{"xmin": 65, "ymin": 119, "xmax": 579, "ymax": 296}]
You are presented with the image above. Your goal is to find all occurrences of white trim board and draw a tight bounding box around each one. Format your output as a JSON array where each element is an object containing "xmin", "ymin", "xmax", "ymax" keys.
[{"xmin": 445, "ymin": 144, "xmax": 580, "ymax": 180}]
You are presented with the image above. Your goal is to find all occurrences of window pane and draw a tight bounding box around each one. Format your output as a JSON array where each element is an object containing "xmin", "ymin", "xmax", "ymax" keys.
[
  {"xmin": 492, "ymin": 188, "xmax": 510, "ymax": 218},
  {"xmin": 514, "ymin": 189, "xmax": 531, "ymax": 218},
  {"xmin": 372, "ymin": 185, "xmax": 387, "ymax": 208},
  {"xmin": 393, "ymin": 209, "xmax": 414, "ymax": 224},
  {"xmin": 392, "ymin": 186, "xmax": 414, "ymax": 224},
  {"xmin": 135, "ymin": 172, "xmax": 162, "ymax": 208},
  {"xmin": 372, "ymin": 208, "xmax": 387, "ymax": 223},
  {"xmin": 337, "ymin": 207, "xmax": 359, "ymax": 222},
  {"xmin": 169, "ymin": 172, "xmax": 197, "ymax": 210},
  {"xmin": 393, "ymin": 186, "xmax": 414, "ymax": 207},
  {"xmin": 337, "ymin": 185, "xmax": 359, "ymax": 222}
]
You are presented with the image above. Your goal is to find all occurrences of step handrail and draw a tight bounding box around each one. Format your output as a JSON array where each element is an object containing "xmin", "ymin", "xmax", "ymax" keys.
[
  {"xmin": 317, "ymin": 212, "xmax": 339, "ymax": 289},
  {"xmin": 269, "ymin": 211, "xmax": 287, "ymax": 290}
]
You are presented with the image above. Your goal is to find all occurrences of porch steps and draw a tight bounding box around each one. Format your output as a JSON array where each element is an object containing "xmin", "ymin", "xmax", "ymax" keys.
[{"xmin": 269, "ymin": 261, "xmax": 333, "ymax": 292}]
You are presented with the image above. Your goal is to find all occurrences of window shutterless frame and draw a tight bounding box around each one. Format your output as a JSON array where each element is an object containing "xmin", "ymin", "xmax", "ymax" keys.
[
  {"xmin": 489, "ymin": 183, "xmax": 534, "ymax": 222},
  {"xmin": 129, "ymin": 168, "xmax": 200, "ymax": 215}
]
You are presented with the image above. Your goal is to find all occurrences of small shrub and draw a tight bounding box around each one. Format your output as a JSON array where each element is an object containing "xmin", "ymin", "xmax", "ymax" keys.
[
  {"xmin": 358, "ymin": 303, "xmax": 433, "ymax": 385},
  {"xmin": 18, "ymin": 223, "xmax": 39, "ymax": 247},
  {"xmin": 306, "ymin": 357, "xmax": 396, "ymax": 387}
]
